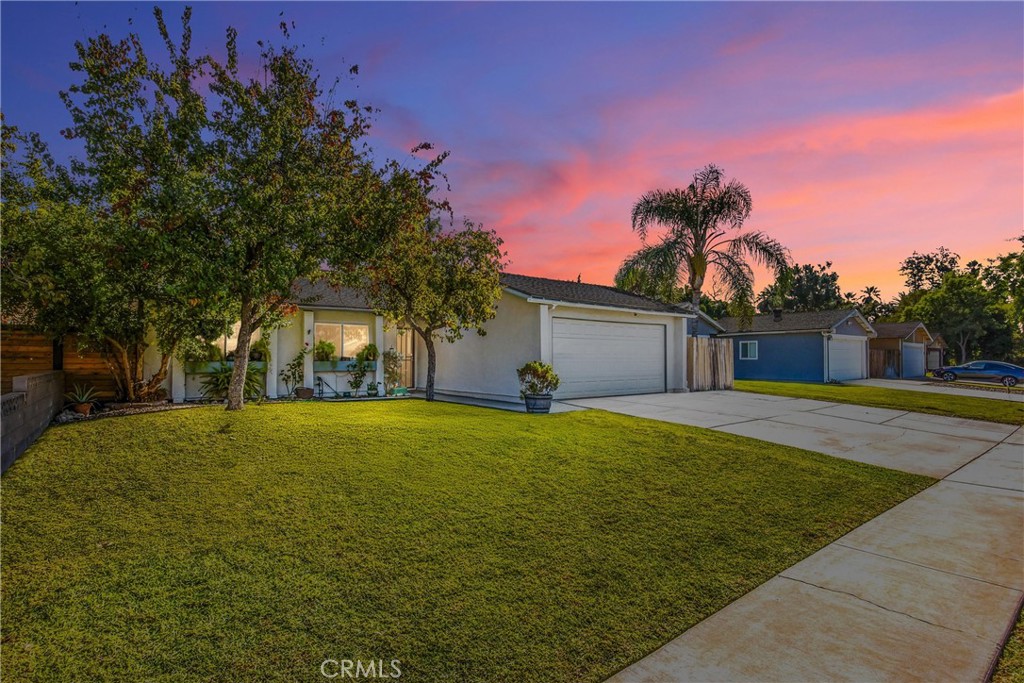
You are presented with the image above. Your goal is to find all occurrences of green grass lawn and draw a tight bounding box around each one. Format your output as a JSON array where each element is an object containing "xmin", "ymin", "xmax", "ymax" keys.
[
  {"xmin": 736, "ymin": 380, "xmax": 1024, "ymax": 425},
  {"xmin": 1, "ymin": 402, "xmax": 931, "ymax": 682},
  {"xmin": 994, "ymin": 607, "xmax": 1024, "ymax": 683}
]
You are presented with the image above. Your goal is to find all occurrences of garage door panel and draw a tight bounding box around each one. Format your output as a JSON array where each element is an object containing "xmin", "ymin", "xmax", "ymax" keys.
[
  {"xmin": 902, "ymin": 342, "xmax": 925, "ymax": 378},
  {"xmin": 553, "ymin": 319, "xmax": 666, "ymax": 398},
  {"xmin": 828, "ymin": 337, "xmax": 867, "ymax": 381}
]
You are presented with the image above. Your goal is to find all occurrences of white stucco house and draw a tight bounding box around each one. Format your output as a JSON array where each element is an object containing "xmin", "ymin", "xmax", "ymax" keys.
[{"xmin": 168, "ymin": 273, "xmax": 699, "ymax": 403}]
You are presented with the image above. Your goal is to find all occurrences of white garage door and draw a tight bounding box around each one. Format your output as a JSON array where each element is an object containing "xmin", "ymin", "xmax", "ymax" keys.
[
  {"xmin": 828, "ymin": 336, "xmax": 867, "ymax": 381},
  {"xmin": 902, "ymin": 342, "xmax": 926, "ymax": 378},
  {"xmin": 552, "ymin": 318, "xmax": 666, "ymax": 398}
]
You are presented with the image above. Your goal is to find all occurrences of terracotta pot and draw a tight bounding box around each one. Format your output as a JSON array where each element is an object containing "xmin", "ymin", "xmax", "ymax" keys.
[
  {"xmin": 294, "ymin": 387, "xmax": 315, "ymax": 400},
  {"xmin": 72, "ymin": 403, "xmax": 93, "ymax": 416}
]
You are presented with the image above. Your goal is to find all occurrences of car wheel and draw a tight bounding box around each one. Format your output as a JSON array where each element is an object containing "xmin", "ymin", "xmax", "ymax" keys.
[
  {"xmin": 1001, "ymin": 376, "xmax": 1018, "ymax": 388},
  {"xmin": 942, "ymin": 372, "xmax": 956, "ymax": 382}
]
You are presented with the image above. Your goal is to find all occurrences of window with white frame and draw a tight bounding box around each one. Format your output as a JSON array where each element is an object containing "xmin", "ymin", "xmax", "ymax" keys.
[
  {"xmin": 739, "ymin": 340, "xmax": 758, "ymax": 360},
  {"xmin": 315, "ymin": 323, "xmax": 370, "ymax": 359}
]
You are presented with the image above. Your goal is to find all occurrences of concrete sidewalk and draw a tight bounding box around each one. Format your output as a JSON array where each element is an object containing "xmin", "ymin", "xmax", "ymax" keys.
[
  {"xmin": 593, "ymin": 394, "xmax": 1024, "ymax": 682},
  {"xmin": 847, "ymin": 377, "xmax": 1024, "ymax": 403}
]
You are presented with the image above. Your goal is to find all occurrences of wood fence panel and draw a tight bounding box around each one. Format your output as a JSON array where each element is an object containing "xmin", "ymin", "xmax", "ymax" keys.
[
  {"xmin": 0, "ymin": 329, "xmax": 54, "ymax": 394},
  {"xmin": 63, "ymin": 337, "xmax": 119, "ymax": 398},
  {"xmin": 1, "ymin": 328, "xmax": 119, "ymax": 398},
  {"xmin": 687, "ymin": 337, "xmax": 734, "ymax": 392}
]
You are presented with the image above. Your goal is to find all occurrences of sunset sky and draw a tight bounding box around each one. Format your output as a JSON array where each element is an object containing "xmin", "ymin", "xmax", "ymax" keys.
[{"xmin": 3, "ymin": 2, "xmax": 1021, "ymax": 301}]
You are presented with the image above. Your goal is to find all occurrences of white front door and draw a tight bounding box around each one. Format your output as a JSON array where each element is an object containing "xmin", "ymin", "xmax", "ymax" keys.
[
  {"xmin": 828, "ymin": 335, "xmax": 867, "ymax": 381},
  {"xmin": 552, "ymin": 318, "xmax": 666, "ymax": 398},
  {"xmin": 902, "ymin": 342, "xmax": 926, "ymax": 378}
]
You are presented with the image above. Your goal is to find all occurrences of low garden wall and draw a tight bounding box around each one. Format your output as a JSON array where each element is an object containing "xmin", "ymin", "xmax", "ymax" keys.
[{"xmin": 2, "ymin": 371, "xmax": 64, "ymax": 474}]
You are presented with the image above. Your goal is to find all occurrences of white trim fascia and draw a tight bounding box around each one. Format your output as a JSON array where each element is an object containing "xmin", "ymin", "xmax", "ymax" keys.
[
  {"xmin": 524, "ymin": 296, "xmax": 694, "ymax": 318},
  {"xmin": 299, "ymin": 305, "xmax": 375, "ymax": 313}
]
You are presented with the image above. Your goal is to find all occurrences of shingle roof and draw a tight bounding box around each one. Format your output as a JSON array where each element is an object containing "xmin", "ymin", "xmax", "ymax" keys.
[
  {"xmin": 288, "ymin": 273, "xmax": 696, "ymax": 316},
  {"xmin": 717, "ymin": 309, "xmax": 864, "ymax": 334},
  {"xmin": 872, "ymin": 321, "xmax": 929, "ymax": 341},
  {"xmin": 289, "ymin": 278, "xmax": 372, "ymax": 310},
  {"xmin": 500, "ymin": 273, "xmax": 695, "ymax": 314}
]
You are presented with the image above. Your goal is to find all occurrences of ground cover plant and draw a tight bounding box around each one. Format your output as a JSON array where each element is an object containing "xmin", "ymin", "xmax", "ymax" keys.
[
  {"xmin": 736, "ymin": 380, "xmax": 1024, "ymax": 425},
  {"xmin": 1, "ymin": 402, "xmax": 931, "ymax": 682}
]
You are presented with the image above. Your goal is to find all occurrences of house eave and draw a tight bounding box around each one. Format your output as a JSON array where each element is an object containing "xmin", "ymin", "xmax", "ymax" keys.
[{"xmin": 523, "ymin": 296, "xmax": 695, "ymax": 318}]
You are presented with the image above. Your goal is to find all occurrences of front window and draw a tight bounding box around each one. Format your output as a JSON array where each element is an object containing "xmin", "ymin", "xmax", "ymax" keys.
[
  {"xmin": 315, "ymin": 323, "xmax": 370, "ymax": 359},
  {"xmin": 739, "ymin": 340, "xmax": 758, "ymax": 360}
]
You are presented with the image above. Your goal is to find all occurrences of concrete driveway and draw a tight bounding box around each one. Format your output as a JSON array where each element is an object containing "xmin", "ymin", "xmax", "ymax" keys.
[
  {"xmin": 568, "ymin": 391, "xmax": 1019, "ymax": 478},
  {"xmin": 576, "ymin": 391, "xmax": 1024, "ymax": 682}
]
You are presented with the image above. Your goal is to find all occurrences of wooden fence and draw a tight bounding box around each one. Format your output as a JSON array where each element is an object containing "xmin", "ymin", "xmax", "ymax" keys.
[
  {"xmin": 687, "ymin": 337, "xmax": 734, "ymax": 391},
  {"xmin": 1, "ymin": 327, "xmax": 118, "ymax": 398}
]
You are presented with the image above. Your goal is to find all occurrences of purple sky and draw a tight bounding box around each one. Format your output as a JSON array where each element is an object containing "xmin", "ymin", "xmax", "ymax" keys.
[{"xmin": 3, "ymin": 2, "xmax": 1022, "ymax": 299}]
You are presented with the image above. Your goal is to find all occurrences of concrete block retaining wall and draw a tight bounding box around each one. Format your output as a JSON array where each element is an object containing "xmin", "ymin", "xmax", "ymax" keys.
[{"xmin": 1, "ymin": 371, "xmax": 64, "ymax": 473}]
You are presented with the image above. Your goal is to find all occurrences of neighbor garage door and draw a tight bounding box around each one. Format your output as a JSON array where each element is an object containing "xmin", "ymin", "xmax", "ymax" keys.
[
  {"xmin": 552, "ymin": 318, "xmax": 666, "ymax": 398},
  {"xmin": 827, "ymin": 336, "xmax": 867, "ymax": 381},
  {"xmin": 902, "ymin": 342, "xmax": 926, "ymax": 378}
]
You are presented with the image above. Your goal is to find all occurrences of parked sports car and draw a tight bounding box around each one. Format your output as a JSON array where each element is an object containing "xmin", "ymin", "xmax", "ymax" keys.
[{"xmin": 932, "ymin": 361, "xmax": 1024, "ymax": 387}]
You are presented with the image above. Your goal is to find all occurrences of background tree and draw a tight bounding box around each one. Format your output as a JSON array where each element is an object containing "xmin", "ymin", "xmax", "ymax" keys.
[
  {"xmin": 977, "ymin": 236, "xmax": 1024, "ymax": 358},
  {"xmin": 906, "ymin": 271, "xmax": 1013, "ymax": 364},
  {"xmin": 1, "ymin": 19, "xmax": 233, "ymax": 401},
  {"xmin": 616, "ymin": 164, "xmax": 790, "ymax": 317},
  {"xmin": 756, "ymin": 262, "xmax": 846, "ymax": 313},
  {"xmin": 899, "ymin": 246, "xmax": 960, "ymax": 291},
  {"xmin": 358, "ymin": 216, "xmax": 505, "ymax": 401}
]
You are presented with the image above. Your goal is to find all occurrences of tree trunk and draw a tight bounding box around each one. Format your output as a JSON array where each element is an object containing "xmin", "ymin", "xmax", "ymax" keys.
[
  {"xmin": 105, "ymin": 338, "xmax": 147, "ymax": 402},
  {"xmin": 226, "ymin": 298, "xmax": 256, "ymax": 411},
  {"xmin": 958, "ymin": 333, "xmax": 969, "ymax": 366},
  {"xmin": 416, "ymin": 329, "xmax": 437, "ymax": 402},
  {"xmin": 138, "ymin": 351, "xmax": 173, "ymax": 401}
]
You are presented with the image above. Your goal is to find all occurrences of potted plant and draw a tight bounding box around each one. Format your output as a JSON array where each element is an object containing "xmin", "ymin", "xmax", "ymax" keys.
[
  {"xmin": 313, "ymin": 339, "xmax": 336, "ymax": 362},
  {"xmin": 181, "ymin": 341, "xmax": 224, "ymax": 374},
  {"xmin": 65, "ymin": 384, "xmax": 99, "ymax": 416},
  {"xmin": 281, "ymin": 348, "xmax": 313, "ymax": 399},
  {"xmin": 361, "ymin": 343, "xmax": 380, "ymax": 362},
  {"xmin": 517, "ymin": 361, "xmax": 560, "ymax": 414},
  {"xmin": 249, "ymin": 337, "xmax": 271, "ymax": 367},
  {"xmin": 366, "ymin": 382, "xmax": 381, "ymax": 397}
]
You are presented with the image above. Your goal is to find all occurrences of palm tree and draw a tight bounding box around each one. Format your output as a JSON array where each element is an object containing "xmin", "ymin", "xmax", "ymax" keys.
[
  {"xmin": 861, "ymin": 285, "xmax": 881, "ymax": 304},
  {"xmin": 616, "ymin": 164, "xmax": 790, "ymax": 313}
]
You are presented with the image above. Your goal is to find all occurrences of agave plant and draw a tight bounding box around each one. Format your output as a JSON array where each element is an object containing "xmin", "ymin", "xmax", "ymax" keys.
[
  {"xmin": 200, "ymin": 363, "xmax": 264, "ymax": 401},
  {"xmin": 64, "ymin": 383, "xmax": 99, "ymax": 405}
]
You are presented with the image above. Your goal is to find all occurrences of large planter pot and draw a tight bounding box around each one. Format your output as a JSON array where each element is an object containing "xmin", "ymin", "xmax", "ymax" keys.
[
  {"xmin": 523, "ymin": 394, "xmax": 553, "ymax": 414},
  {"xmin": 294, "ymin": 387, "xmax": 315, "ymax": 400}
]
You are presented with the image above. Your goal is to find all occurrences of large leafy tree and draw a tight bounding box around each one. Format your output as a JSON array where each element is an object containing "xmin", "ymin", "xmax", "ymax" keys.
[
  {"xmin": 756, "ymin": 262, "xmax": 846, "ymax": 313},
  {"xmin": 907, "ymin": 271, "xmax": 1013, "ymax": 364},
  {"xmin": 200, "ymin": 24, "xmax": 412, "ymax": 410},
  {"xmin": 976, "ymin": 236, "xmax": 1024, "ymax": 356},
  {"xmin": 616, "ymin": 164, "xmax": 790, "ymax": 316},
  {"xmin": 357, "ymin": 216, "xmax": 505, "ymax": 402},
  {"xmin": 1, "ymin": 16, "xmax": 233, "ymax": 401},
  {"xmin": 899, "ymin": 246, "xmax": 960, "ymax": 291}
]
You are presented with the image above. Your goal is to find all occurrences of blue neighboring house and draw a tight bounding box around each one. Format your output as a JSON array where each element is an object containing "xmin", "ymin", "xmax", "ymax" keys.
[{"xmin": 717, "ymin": 309, "xmax": 876, "ymax": 382}]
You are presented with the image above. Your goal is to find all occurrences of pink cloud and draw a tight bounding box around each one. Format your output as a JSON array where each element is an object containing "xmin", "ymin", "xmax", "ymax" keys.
[{"xmin": 447, "ymin": 87, "xmax": 1022, "ymax": 300}]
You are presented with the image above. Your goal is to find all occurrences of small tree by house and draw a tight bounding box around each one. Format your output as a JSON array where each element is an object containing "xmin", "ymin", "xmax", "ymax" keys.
[{"xmin": 358, "ymin": 218, "xmax": 505, "ymax": 401}]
